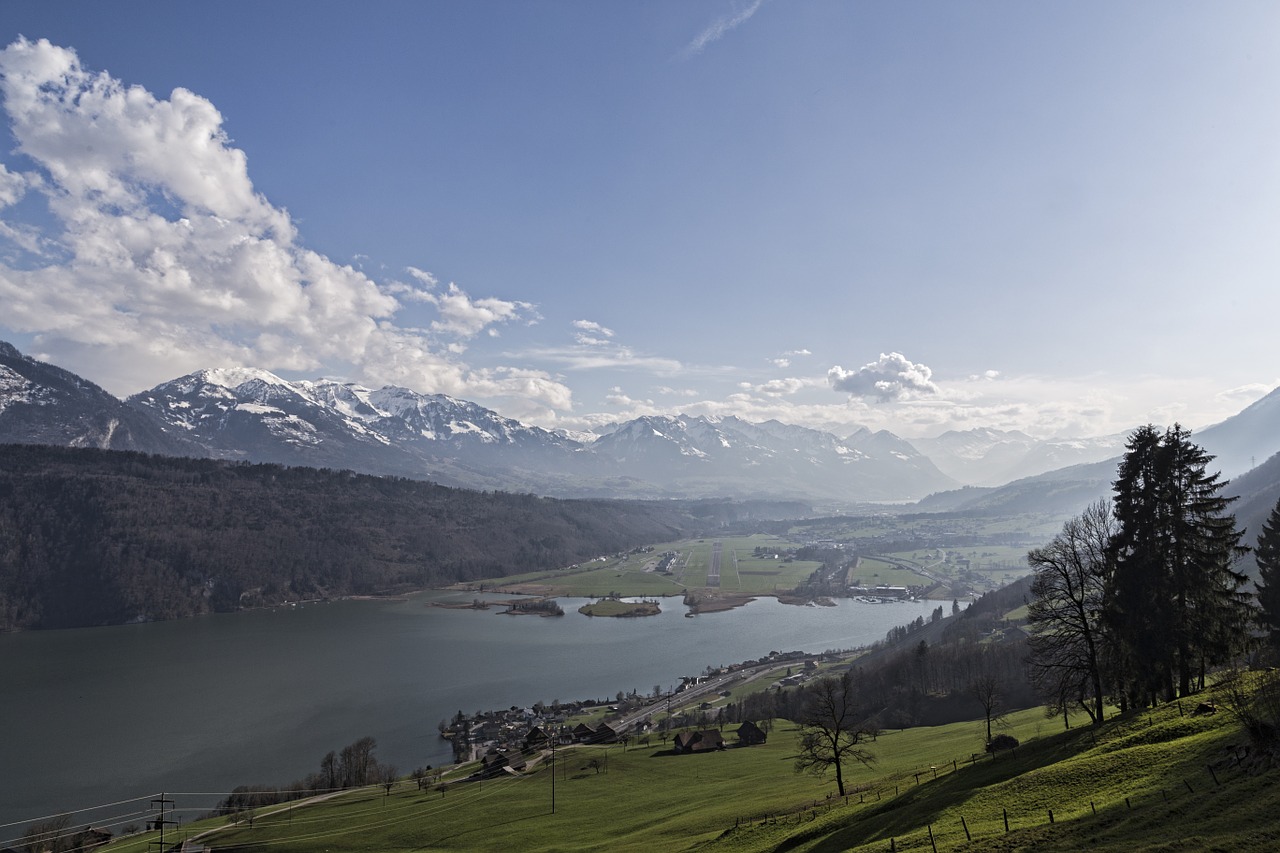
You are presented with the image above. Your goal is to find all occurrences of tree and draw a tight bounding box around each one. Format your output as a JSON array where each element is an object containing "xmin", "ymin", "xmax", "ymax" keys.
[
  {"xmin": 793, "ymin": 671, "xmax": 876, "ymax": 796},
  {"xmin": 971, "ymin": 671, "xmax": 1007, "ymax": 745},
  {"xmin": 1255, "ymin": 497, "xmax": 1280, "ymax": 651},
  {"xmin": 1026, "ymin": 500, "xmax": 1115, "ymax": 724},
  {"xmin": 1106, "ymin": 425, "xmax": 1254, "ymax": 706}
]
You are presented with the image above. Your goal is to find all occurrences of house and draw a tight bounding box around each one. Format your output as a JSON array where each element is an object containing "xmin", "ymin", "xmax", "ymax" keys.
[
  {"xmin": 594, "ymin": 722, "xmax": 621, "ymax": 744},
  {"xmin": 672, "ymin": 730, "xmax": 725, "ymax": 754},
  {"xmin": 573, "ymin": 722, "xmax": 598, "ymax": 743},
  {"xmin": 480, "ymin": 748, "xmax": 525, "ymax": 777},
  {"xmin": 735, "ymin": 721, "xmax": 767, "ymax": 746},
  {"xmin": 523, "ymin": 726, "xmax": 550, "ymax": 752}
]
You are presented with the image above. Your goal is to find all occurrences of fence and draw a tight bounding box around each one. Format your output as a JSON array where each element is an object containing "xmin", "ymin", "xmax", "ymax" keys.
[{"xmin": 720, "ymin": 731, "xmax": 1258, "ymax": 850}]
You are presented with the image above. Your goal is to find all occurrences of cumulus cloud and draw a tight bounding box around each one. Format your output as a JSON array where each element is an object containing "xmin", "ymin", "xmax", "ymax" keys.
[
  {"xmin": 0, "ymin": 38, "xmax": 567, "ymax": 409},
  {"xmin": 684, "ymin": 0, "xmax": 768, "ymax": 57},
  {"xmin": 419, "ymin": 282, "xmax": 537, "ymax": 338},
  {"xmin": 828, "ymin": 352, "xmax": 940, "ymax": 402}
]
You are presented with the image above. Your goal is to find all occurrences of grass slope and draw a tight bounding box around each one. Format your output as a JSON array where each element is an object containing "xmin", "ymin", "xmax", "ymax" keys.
[{"xmin": 97, "ymin": 692, "xmax": 1275, "ymax": 852}]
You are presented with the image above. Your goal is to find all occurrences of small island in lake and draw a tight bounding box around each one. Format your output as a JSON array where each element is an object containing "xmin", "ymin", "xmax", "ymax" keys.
[{"xmin": 578, "ymin": 598, "xmax": 661, "ymax": 617}]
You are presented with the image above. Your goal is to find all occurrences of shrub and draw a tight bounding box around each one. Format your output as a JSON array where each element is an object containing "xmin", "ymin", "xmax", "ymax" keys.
[{"xmin": 986, "ymin": 733, "xmax": 1019, "ymax": 752}]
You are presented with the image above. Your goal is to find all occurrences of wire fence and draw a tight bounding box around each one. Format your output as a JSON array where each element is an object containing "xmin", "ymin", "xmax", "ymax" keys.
[{"xmin": 719, "ymin": 726, "xmax": 1262, "ymax": 851}]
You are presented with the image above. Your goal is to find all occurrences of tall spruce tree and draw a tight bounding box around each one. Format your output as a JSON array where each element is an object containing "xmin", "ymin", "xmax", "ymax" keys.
[
  {"xmin": 1105, "ymin": 425, "xmax": 1253, "ymax": 705},
  {"xmin": 1255, "ymin": 497, "xmax": 1280, "ymax": 650}
]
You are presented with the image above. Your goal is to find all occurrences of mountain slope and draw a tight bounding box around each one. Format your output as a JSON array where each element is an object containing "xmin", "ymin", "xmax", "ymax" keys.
[
  {"xmin": 0, "ymin": 342, "xmax": 202, "ymax": 456},
  {"xmin": 1197, "ymin": 385, "xmax": 1280, "ymax": 478}
]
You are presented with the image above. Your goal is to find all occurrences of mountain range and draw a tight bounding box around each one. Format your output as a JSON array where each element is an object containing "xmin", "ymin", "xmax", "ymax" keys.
[{"xmin": 2, "ymin": 341, "xmax": 1279, "ymax": 507}]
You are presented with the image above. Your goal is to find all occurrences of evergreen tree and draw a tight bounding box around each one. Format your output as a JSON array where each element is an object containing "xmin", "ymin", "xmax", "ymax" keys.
[
  {"xmin": 1105, "ymin": 425, "xmax": 1253, "ymax": 706},
  {"xmin": 1255, "ymin": 496, "xmax": 1280, "ymax": 650}
]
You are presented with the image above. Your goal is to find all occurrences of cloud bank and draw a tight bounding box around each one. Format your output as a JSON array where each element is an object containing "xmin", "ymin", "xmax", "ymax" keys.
[{"xmin": 0, "ymin": 37, "xmax": 565, "ymax": 408}]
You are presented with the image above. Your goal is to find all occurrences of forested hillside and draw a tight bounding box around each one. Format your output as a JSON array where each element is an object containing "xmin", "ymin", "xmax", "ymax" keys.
[{"xmin": 0, "ymin": 444, "xmax": 775, "ymax": 630}]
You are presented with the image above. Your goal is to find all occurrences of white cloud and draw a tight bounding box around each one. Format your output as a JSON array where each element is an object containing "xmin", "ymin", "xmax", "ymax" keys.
[
  {"xmin": 656, "ymin": 385, "xmax": 700, "ymax": 398},
  {"xmin": 0, "ymin": 162, "xmax": 24, "ymax": 208},
  {"xmin": 684, "ymin": 0, "xmax": 768, "ymax": 57},
  {"xmin": 572, "ymin": 319, "xmax": 617, "ymax": 346},
  {"xmin": 741, "ymin": 376, "xmax": 813, "ymax": 397},
  {"xmin": 0, "ymin": 38, "xmax": 567, "ymax": 410},
  {"xmin": 770, "ymin": 358, "xmax": 790, "ymax": 368},
  {"xmin": 420, "ymin": 282, "xmax": 538, "ymax": 338},
  {"xmin": 828, "ymin": 352, "xmax": 940, "ymax": 402}
]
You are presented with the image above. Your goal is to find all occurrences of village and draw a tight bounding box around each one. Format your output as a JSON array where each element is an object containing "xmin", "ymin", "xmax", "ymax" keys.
[{"xmin": 436, "ymin": 649, "xmax": 831, "ymax": 777}]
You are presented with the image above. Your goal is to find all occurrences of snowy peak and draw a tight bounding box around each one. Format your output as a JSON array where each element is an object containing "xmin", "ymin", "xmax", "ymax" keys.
[
  {"xmin": 589, "ymin": 412, "xmax": 956, "ymax": 501},
  {"xmin": 911, "ymin": 427, "xmax": 1123, "ymax": 486}
]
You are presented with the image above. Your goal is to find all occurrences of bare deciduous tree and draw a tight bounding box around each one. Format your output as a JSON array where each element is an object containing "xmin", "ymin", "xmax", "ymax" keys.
[
  {"xmin": 793, "ymin": 671, "xmax": 876, "ymax": 796},
  {"xmin": 1026, "ymin": 500, "xmax": 1115, "ymax": 724}
]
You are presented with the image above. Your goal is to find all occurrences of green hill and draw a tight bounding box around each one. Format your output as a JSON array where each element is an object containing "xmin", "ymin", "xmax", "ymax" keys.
[{"xmin": 89, "ymin": 682, "xmax": 1276, "ymax": 853}]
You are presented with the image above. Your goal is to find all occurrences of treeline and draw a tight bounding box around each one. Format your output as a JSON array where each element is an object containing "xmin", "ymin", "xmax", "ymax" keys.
[
  {"xmin": 216, "ymin": 736, "xmax": 397, "ymax": 818},
  {"xmin": 0, "ymin": 444, "xmax": 740, "ymax": 630}
]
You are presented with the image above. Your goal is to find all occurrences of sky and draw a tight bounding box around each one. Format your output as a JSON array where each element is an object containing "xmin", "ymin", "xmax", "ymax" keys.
[{"xmin": 0, "ymin": 1, "xmax": 1277, "ymax": 441}]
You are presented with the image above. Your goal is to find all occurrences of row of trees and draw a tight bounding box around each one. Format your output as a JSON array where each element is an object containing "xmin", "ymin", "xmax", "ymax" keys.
[{"xmin": 1027, "ymin": 425, "xmax": 1276, "ymax": 722}]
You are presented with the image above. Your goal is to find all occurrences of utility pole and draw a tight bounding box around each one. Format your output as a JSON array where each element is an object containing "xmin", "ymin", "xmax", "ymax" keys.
[
  {"xmin": 550, "ymin": 738, "xmax": 556, "ymax": 815},
  {"xmin": 148, "ymin": 794, "xmax": 175, "ymax": 853}
]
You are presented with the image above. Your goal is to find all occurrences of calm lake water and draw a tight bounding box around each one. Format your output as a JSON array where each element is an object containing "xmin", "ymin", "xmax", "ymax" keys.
[{"xmin": 0, "ymin": 591, "xmax": 939, "ymax": 836}]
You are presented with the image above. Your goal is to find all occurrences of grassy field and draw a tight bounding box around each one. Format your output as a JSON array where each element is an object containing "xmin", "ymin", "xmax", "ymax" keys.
[
  {"xmin": 486, "ymin": 535, "xmax": 822, "ymax": 600},
  {"xmin": 93, "ymin": 684, "xmax": 1276, "ymax": 853}
]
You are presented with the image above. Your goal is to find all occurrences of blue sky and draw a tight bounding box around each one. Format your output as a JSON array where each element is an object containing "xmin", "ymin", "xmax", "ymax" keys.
[{"xmin": 1, "ymin": 1, "xmax": 1277, "ymax": 439}]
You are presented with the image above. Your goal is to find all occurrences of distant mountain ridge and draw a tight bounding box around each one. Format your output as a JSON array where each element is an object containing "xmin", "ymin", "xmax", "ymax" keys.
[
  {"xmin": 2, "ymin": 341, "xmax": 1279, "ymax": 507},
  {"xmin": 910, "ymin": 427, "xmax": 1125, "ymax": 486}
]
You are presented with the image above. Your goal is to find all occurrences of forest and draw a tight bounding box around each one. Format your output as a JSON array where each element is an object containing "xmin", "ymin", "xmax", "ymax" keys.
[{"xmin": 0, "ymin": 444, "xmax": 792, "ymax": 630}]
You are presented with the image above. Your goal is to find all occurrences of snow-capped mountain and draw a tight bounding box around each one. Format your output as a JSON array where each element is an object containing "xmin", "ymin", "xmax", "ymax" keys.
[
  {"xmin": 6, "ymin": 341, "xmax": 1278, "ymax": 506},
  {"xmin": 0, "ymin": 342, "xmax": 200, "ymax": 455},
  {"xmin": 588, "ymin": 414, "xmax": 956, "ymax": 502},
  {"xmin": 909, "ymin": 427, "xmax": 1125, "ymax": 486},
  {"xmin": 127, "ymin": 368, "xmax": 585, "ymax": 487}
]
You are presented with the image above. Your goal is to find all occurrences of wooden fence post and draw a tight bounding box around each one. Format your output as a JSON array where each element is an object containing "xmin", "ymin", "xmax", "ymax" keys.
[
  {"xmin": 1048, "ymin": 808, "xmax": 1054, "ymax": 824},
  {"xmin": 927, "ymin": 824, "xmax": 937, "ymax": 853},
  {"xmin": 1208, "ymin": 764, "xmax": 1220, "ymax": 785},
  {"xmin": 1003, "ymin": 808, "xmax": 1009, "ymax": 833},
  {"xmin": 960, "ymin": 815, "xmax": 971, "ymax": 841}
]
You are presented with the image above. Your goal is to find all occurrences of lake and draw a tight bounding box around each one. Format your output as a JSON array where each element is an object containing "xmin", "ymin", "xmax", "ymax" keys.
[{"xmin": 0, "ymin": 591, "xmax": 941, "ymax": 837}]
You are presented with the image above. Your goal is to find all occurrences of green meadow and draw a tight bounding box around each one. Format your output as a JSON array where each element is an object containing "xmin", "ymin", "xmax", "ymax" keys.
[
  {"xmin": 489, "ymin": 534, "xmax": 822, "ymax": 599},
  {"xmin": 97, "ymin": 687, "xmax": 1275, "ymax": 852}
]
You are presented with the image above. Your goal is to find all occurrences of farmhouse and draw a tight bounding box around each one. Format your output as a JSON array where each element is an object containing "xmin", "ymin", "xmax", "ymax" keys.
[{"xmin": 673, "ymin": 730, "xmax": 725, "ymax": 754}]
